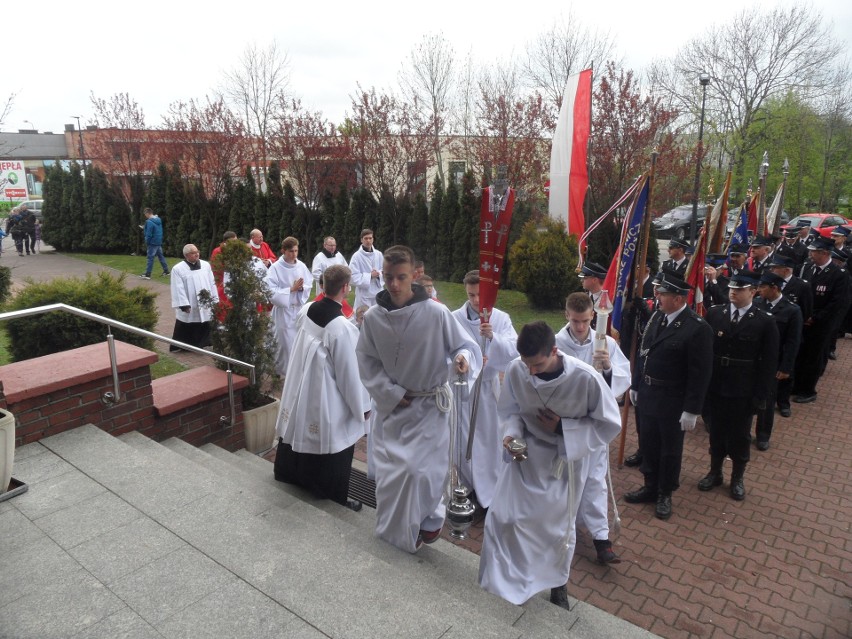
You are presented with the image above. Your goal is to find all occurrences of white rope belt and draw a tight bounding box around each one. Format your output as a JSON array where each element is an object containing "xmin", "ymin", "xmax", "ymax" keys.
[{"xmin": 406, "ymin": 382, "xmax": 452, "ymax": 413}]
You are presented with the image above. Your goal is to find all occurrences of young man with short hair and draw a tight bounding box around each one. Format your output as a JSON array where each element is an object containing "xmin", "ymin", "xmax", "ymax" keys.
[
  {"xmin": 556, "ymin": 292, "xmax": 630, "ymax": 564},
  {"xmin": 450, "ymin": 270, "xmax": 518, "ymax": 509},
  {"xmin": 140, "ymin": 208, "xmax": 170, "ymax": 279},
  {"xmin": 357, "ymin": 245, "xmax": 481, "ymax": 553},
  {"xmin": 478, "ymin": 321, "xmax": 621, "ymax": 609},
  {"xmin": 349, "ymin": 229, "xmax": 384, "ymax": 309},
  {"xmin": 265, "ymin": 237, "xmax": 312, "ymax": 376}
]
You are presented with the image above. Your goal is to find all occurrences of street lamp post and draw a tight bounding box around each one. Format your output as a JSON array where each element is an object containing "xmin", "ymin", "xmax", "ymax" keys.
[
  {"xmin": 23, "ymin": 120, "xmax": 35, "ymax": 132},
  {"xmin": 70, "ymin": 115, "xmax": 86, "ymax": 171},
  {"xmin": 758, "ymin": 151, "xmax": 769, "ymax": 235},
  {"xmin": 689, "ymin": 72, "xmax": 711, "ymax": 246}
]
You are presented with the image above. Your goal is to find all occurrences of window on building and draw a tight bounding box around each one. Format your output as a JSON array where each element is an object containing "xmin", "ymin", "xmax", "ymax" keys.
[{"xmin": 449, "ymin": 161, "xmax": 466, "ymax": 185}]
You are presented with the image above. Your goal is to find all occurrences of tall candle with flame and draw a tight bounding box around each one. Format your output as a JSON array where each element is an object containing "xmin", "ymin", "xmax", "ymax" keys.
[{"xmin": 593, "ymin": 290, "xmax": 613, "ymax": 372}]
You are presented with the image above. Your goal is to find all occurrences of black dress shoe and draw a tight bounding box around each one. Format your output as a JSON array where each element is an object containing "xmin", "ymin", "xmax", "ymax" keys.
[
  {"xmin": 345, "ymin": 498, "xmax": 363, "ymax": 512},
  {"xmin": 655, "ymin": 494, "xmax": 672, "ymax": 520},
  {"xmin": 697, "ymin": 472, "xmax": 723, "ymax": 491},
  {"xmin": 730, "ymin": 478, "xmax": 745, "ymax": 501},
  {"xmin": 624, "ymin": 452, "xmax": 643, "ymax": 467},
  {"xmin": 828, "ymin": 351, "xmax": 837, "ymax": 360},
  {"xmin": 549, "ymin": 585, "xmax": 571, "ymax": 610},
  {"xmin": 756, "ymin": 440, "xmax": 770, "ymax": 451},
  {"xmin": 779, "ymin": 406, "xmax": 792, "ymax": 418},
  {"xmin": 793, "ymin": 394, "xmax": 817, "ymax": 404},
  {"xmin": 593, "ymin": 539, "xmax": 621, "ymax": 564},
  {"xmin": 624, "ymin": 485, "xmax": 657, "ymax": 504}
]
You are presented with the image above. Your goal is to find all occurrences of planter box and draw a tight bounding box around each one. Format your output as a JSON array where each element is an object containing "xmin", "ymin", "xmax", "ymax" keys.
[{"xmin": 243, "ymin": 398, "xmax": 280, "ymax": 454}]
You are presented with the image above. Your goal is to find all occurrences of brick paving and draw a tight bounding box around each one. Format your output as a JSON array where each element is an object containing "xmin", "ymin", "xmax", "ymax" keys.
[{"xmin": 6, "ymin": 247, "xmax": 851, "ymax": 638}]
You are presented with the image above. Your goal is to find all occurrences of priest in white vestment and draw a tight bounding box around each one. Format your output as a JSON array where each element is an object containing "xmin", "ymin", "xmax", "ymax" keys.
[
  {"xmin": 451, "ymin": 270, "xmax": 518, "ymax": 509},
  {"xmin": 357, "ymin": 245, "xmax": 481, "ymax": 553},
  {"xmin": 274, "ymin": 265, "xmax": 371, "ymax": 510},
  {"xmin": 311, "ymin": 236, "xmax": 348, "ymax": 297},
  {"xmin": 265, "ymin": 237, "xmax": 313, "ymax": 376},
  {"xmin": 348, "ymin": 229, "xmax": 384, "ymax": 309},
  {"xmin": 478, "ymin": 321, "xmax": 621, "ymax": 609},
  {"xmin": 170, "ymin": 244, "xmax": 218, "ymax": 351},
  {"xmin": 555, "ymin": 292, "xmax": 630, "ymax": 565}
]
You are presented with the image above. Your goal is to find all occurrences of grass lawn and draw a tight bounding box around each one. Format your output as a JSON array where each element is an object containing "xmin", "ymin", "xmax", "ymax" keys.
[{"xmin": 71, "ymin": 253, "xmax": 182, "ymax": 279}]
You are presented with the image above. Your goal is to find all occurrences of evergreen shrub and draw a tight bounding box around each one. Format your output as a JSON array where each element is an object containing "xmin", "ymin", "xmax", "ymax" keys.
[
  {"xmin": 508, "ymin": 218, "xmax": 581, "ymax": 309},
  {"xmin": 0, "ymin": 265, "xmax": 11, "ymax": 305},
  {"xmin": 4, "ymin": 271, "xmax": 158, "ymax": 361}
]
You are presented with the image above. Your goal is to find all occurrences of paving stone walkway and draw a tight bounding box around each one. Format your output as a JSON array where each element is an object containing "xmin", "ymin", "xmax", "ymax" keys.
[{"xmin": 4, "ymin": 246, "xmax": 851, "ymax": 638}]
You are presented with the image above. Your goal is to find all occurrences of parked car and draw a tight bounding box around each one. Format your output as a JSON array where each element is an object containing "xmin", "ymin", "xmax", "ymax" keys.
[
  {"xmin": 652, "ymin": 204, "xmax": 707, "ymax": 240},
  {"xmin": 781, "ymin": 213, "xmax": 850, "ymax": 238}
]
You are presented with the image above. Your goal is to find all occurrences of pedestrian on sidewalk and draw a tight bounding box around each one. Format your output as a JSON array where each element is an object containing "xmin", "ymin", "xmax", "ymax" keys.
[{"xmin": 140, "ymin": 208, "xmax": 170, "ymax": 279}]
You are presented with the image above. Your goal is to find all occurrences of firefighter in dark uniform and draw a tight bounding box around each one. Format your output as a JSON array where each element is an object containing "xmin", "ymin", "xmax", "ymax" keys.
[
  {"xmin": 662, "ymin": 239, "xmax": 690, "ymax": 279},
  {"xmin": 748, "ymin": 235, "xmax": 774, "ymax": 276},
  {"xmin": 792, "ymin": 237, "xmax": 851, "ymax": 403},
  {"xmin": 776, "ymin": 227, "xmax": 808, "ymax": 270},
  {"xmin": 699, "ymin": 271, "xmax": 778, "ymax": 500},
  {"xmin": 625, "ymin": 273, "xmax": 713, "ymax": 520},
  {"xmin": 579, "ymin": 261, "xmax": 608, "ymax": 330},
  {"xmin": 768, "ymin": 253, "xmax": 813, "ymax": 323},
  {"xmin": 827, "ymin": 246, "xmax": 852, "ymax": 360},
  {"xmin": 753, "ymin": 272, "xmax": 802, "ymax": 449},
  {"xmin": 619, "ymin": 257, "xmax": 657, "ymax": 468},
  {"xmin": 703, "ymin": 253, "xmax": 730, "ymax": 306}
]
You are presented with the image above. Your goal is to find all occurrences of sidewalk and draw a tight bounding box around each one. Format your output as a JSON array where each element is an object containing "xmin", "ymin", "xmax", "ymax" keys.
[{"xmin": 4, "ymin": 246, "xmax": 851, "ymax": 638}]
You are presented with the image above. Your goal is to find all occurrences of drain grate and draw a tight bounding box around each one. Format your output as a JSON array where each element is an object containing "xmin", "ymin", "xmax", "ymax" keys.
[{"xmin": 348, "ymin": 467, "xmax": 377, "ymax": 509}]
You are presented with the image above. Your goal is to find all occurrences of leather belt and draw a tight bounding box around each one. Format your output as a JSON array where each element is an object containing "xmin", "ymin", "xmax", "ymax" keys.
[
  {"xmin": 642, "ymin": 375, "xmax": 680, "ymax": 387},
  {"xmin": 714, "ymin": 355, "xmax": 755, "ymax": 367}
]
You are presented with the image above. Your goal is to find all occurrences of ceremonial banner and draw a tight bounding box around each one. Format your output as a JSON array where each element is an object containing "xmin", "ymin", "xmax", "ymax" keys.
[
  {"xmin": 685, "ymin": 226, "xmax": 708, "ymax": 316},
  {"xmin": 765, "ymin": 183, "xmax": 785, "ymax": 234},
  {"xmin": 478, "ymin": 185, "xmax": 515, "ymax": 316},
  {"xmin": 707, "ymin": 172, "xmax": 732, "ymax": 253},
  {"xmin": 746, "ymin": 191, "xmax": 760, "ymax": 236},
  {"xmin": 602, "ymin": 175, "xmax": 649, "ymax": 333},
  {"xmin": 726, "ymin": 203, "xmax": 749, "ymax": 253},
  {"xmin": 549, "ymin": 68, "xmax": 592, "ymax": 242}
]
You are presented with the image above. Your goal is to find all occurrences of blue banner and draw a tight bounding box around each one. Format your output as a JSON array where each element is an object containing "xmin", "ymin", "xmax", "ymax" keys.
[
  {"xmin": 727, "ymin": 204, "xmax": 749, "ymax": 253},
  {"xmin": 611, "ymin": 177, "xmax": 649, "ymax": 333}
]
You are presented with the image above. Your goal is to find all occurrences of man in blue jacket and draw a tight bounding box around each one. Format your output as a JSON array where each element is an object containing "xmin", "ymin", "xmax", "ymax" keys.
[{"xmin": 140, "ymin": 208, "xmax": 170, "ymax": 279}]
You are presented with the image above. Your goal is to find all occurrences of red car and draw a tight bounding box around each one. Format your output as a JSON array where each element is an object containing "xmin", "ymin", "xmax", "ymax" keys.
[{"xmin": 782, "ymin": 213, "xmax": 850, "ymax": 238}]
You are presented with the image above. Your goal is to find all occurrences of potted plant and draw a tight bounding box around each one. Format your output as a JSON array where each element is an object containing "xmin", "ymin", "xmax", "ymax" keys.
[{"xmin": 202, "ymin": 240, "xmax": 279, "ymax": 453}]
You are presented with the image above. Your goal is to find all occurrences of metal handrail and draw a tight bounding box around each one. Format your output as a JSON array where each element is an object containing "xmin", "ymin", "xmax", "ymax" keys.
[{"xmin": 0, "ymin": 303, "xmax": 255, "ymax": 426}]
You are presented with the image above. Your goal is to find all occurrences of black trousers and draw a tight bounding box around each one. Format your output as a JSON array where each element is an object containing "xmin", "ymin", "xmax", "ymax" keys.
[
  {"xmin": 755, "ymin": 379, "xmax": 778, "ymax": 442},
  {"xmin": 274, "ymin": 439, "xmax": 355, "ymax": 506},
  {"xmin": 776, "ymin": 377, "xmax": 793, "ymax": 410},
  {"xmin": 637, "ymin": 386, "xmax": 686, "ymax": 495},
  {"xmin": 708, "ymin": 394, "xmax": 753, "ymax": 465},
  {"xmin": 793, "ymin": 323, "xmax": 834, "ymax": 396}
]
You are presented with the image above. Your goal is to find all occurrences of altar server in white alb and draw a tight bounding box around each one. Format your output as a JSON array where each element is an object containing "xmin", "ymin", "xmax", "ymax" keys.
[
  {"xmin": 274, "ymin": 265, "xmax": 371, "ymax": 511},
  {"xmin": 265, "ymin": 236, "xmax": 312, "ymax": 376},
  {"xmin": 357, "ymin": 245, "xmax": 481, "ymax": 553},
  {"xmin": 170, "ymin": 244, "xmax": 218, "ymax": 351},
  {"xmin": 478, "ymin": 321, "xmax": 621, "ymax": 610},
  {"xmin": 349, "ymin": 229, "xmax": 384, "ymax": 309},
  {"xmin": 451, "ymin": 270, "xmax": 518, "ymax": 509},
  {"xmin": 555, "ymin": 292, "xmax": 630, "ymax": 565},
  {"xmin": 311, "ymin": 236, "xmax": 347, "ymax": 297}
]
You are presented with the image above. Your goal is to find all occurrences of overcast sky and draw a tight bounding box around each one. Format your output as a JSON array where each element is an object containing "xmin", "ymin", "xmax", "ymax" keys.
[{"xmin": 5, "ymin": 0, "xmax": 851, "ymax": 134}]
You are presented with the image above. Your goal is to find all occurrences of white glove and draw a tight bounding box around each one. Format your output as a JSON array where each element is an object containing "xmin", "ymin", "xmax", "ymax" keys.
[
  {"xmin": 679, "ymin": 411, "xmax": 698, "ymax": 432},
  {"xmin": 629, "ymin": 390, "xmax": 638, "ymax": 406}
]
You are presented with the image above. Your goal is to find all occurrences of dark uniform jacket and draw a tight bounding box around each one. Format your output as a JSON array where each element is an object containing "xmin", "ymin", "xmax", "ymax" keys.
[
  {"xmin": 780, "ymin": 275, "xmax": 813, "ymax": 323},
  {"xmin": 776, "ymin": 241, "xmax": 807, "ymax": 269},
  {"xmin": 800, "ymin": 261, "xmax": 851, "ymax": 328},
  {"xmin": 754, "ymin": 296, "xmax": 803, "ymax": 375},
  {"xmin": 705, "ymin": 303, "xmax": 779, "ymax": 406},
  {"xmin": 662, "ymin": 258, "xmax": 688, "ymax": 279},
  {"xmin": 633, "ymin": 306, "xmax": 713, "ymax": 415}
]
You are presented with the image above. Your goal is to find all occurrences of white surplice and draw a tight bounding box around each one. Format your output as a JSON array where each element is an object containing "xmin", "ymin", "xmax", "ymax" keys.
[
  {"xmin": 265, "ymin": 257, "xmax": 313, "ymax": 376},
  {"xmin": 348, "ymin": 246, "xmax": 384, "ymax": 308},
  {"xmin": 478, "ymin": 352, "xmax": 621, "ymax": 605},
  {"xmin": 556, "ymin": 327, "xmax": 631, "ymax": 540},
  {"xmin": 310, "ymin": 251, "xmax": 347, "ymax": 297},
  {"xmin": 357, "ymin": 292, "xmax": 482, "ymax": 553},
  {"xmin": 170, "ymin": 259, "xmax": 218, "ymax": 323},
  {"xmin": 276, "ymin": 304, "xmax": 371, "ymax": 454},
  {"xmin": 451, "ymin": 303, "xmax": 518, "ymax": 508}
]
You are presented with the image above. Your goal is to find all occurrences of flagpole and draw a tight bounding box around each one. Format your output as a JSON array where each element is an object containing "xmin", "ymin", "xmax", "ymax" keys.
[
  {"xmin": 771, "ymin": 158, "xmax": 790, "ymax": 236},
  {"xmin": 616, "ymin": 146, "xmax": 659, "ymax": 468}
]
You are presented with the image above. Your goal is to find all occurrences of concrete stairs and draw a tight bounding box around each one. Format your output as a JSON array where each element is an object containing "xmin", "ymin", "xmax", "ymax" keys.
[{"xmin": 1, "ymin": 425, "xmax": 658, "ymax": 638}]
